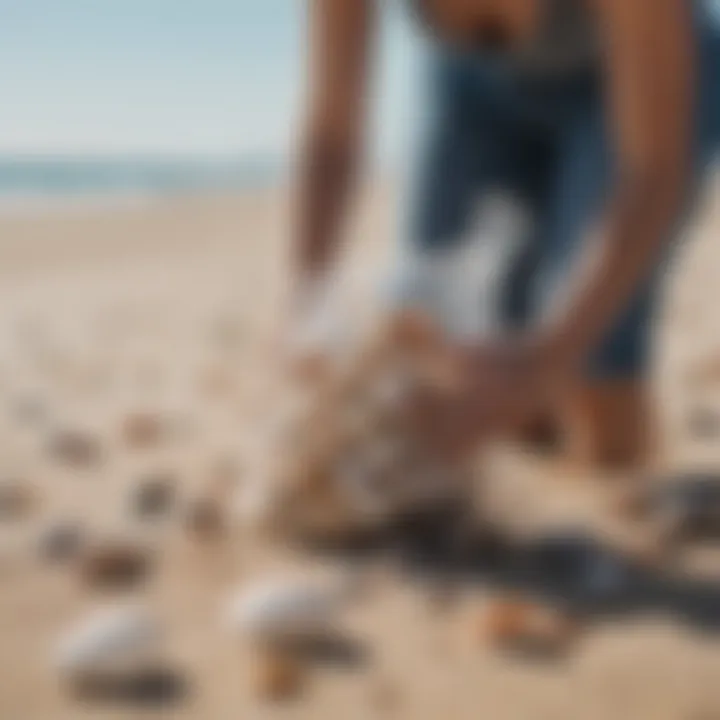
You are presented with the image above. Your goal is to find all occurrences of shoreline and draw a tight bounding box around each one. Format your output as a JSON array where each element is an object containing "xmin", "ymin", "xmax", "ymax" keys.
[{"xmin": 0, "ymin": 183, "xmax": 284, "ymax": 218}]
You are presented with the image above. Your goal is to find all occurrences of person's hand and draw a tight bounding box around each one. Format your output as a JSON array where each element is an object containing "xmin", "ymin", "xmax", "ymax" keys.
[
  {"xmin": 274, "ymin": 271, "xmax": 348, "ymax": 384},
  {"xmin": 405, "ymin": 334, "xmax": 573, "ymax": 460}
]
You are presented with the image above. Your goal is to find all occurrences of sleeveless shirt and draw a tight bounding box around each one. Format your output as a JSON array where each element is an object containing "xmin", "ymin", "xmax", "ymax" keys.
[{"xmin": 414, "ymin": 0, "xmax": 599, "ymax": 79}]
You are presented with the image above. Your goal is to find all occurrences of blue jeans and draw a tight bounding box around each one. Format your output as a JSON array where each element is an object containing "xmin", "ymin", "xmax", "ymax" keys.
[{"xmin": 405, "ymin": 1, "xmax": 720, "ymax": 378}]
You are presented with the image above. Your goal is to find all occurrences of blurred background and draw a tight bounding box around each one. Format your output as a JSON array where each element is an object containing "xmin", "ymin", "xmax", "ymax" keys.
[
  {"xmin": 2, "ymin": 2, "xmax": 720, "ymax": 720},
  {"xmin": 0, "ymin": 0, "xmax": 414, "ymax": 205}
]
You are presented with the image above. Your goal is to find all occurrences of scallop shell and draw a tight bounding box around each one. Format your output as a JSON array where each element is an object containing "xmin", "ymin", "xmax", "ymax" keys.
[
  {"xmin": 54, "ymin": 604, "xmax": 162, "ymax": 678},
  {"xmin": 224, "ymin": 577, "xmax": 349, "ymax": 645}
]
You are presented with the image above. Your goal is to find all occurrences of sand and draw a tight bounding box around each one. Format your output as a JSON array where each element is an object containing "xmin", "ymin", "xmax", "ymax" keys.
[{"xmin": 1, "ymin": 178, "xmax": 720, "ymax": 719}]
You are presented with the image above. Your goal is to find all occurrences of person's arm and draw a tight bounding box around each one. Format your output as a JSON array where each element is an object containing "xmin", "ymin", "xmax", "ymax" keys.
[
  {"xmin": 538, "ymin": 0, "xmax": 694, "ymax": 370},
  {"xmin": 410, "ymin": 0, "xmax": 696, "ymax": 457},
  {"xmin": 294, "ymin": 0, "xmax": 376, "ymax": 283}
]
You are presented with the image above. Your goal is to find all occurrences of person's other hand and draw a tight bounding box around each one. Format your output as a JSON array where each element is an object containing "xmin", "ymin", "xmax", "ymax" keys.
[
  {"xmin": 406, "ymin": 335, "xmax": 571, "ymax": 460},
  {"xmin": 275, "ymin": 272, "xmax": 348, "ymax": 384}
]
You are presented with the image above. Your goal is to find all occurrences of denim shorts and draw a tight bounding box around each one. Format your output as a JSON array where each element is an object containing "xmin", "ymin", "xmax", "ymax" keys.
[{"xmin": 404, "ymin": 1, "xmax": 720, "ymax": 378}]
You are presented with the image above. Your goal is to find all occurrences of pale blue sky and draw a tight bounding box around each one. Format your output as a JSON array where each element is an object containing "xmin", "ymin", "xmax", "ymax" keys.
[{"xmin": 0, "ymin": 0, "xmax": 416, "ymax": 159}]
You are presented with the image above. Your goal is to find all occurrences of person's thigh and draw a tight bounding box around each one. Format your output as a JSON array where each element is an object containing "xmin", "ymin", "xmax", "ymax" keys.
[
  {"xmin": 693, "ymin": 0, "xmax": 720, "ymax": 180},
  {"xmin": 694, "ymin": 0, "xmax": 720, "ymax": 163},
  {"xmin": 400, "ymin": 46, "xmax": 555, "ymax": 327}
]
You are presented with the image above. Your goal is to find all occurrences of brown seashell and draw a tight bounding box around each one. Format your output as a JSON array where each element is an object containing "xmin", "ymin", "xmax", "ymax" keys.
[
  {"xmin": 38, "ymin": 521, "xmax": 85, "ymax": 563},
  {"xmin": 483, "ymin": 598, "xmax": 578, "ymax": 656},
  {"xmin": 184, "ymin": 496, "xmax": 224, "ymax": 540},
  {"xmin": 79, "ymin": 541, "xmax": 151, "ymax": 589},
  {"xmin": 130, "ymin": 473, "xmax": 176, "ymax": 519},
  {"xmin": 0, "ymin": 479, "xmax": 36, "ymax": 521},
  {"xmin": 48, "ymin": 430, "xmax": 103, "ymax": 468},
  {"xmin": 122, "ymin": 413, "xmax": 164, "ymax": 449},
  {"xmin": 252, "ymin": 649, "xmax": 304, "ymax": 701}
]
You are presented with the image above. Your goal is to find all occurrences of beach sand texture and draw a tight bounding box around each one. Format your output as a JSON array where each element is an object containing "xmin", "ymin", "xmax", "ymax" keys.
[{"xmin": 1, "ymin": 179, "xmax": 720, "ymax": 719}]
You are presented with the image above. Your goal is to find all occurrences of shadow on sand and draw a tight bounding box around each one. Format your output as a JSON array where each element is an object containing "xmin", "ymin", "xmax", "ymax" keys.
[{"xmin": 309, "ymin": 486, "xmax": 720, "ymax": 637}]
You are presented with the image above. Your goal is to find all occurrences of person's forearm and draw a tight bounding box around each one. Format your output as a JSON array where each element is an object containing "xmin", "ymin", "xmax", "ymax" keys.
[
  {"xmin": 540, "ymin": 170, "xmax": 687, "ymax": 369},
  {"xmin": 294, "ymin": 130, "xmax": 359, "ymax": 282}
]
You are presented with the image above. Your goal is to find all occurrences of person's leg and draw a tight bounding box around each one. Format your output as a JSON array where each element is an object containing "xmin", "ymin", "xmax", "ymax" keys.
[
  {"xmin": 404, "ymin": 50, "xmax": 487, "ymax": 255},
  {"xmin": 694, "ymin": 0, "xmax": 720, "ymax": 158},
  {"xmin": 397, "ymin": 46, "xmax": 556, "ymax": 330},
  {"xmin": 528, "ymin": 74, "xmax": 655, "ymax": 470},
  {"xmin": 535, "ymin": 10, "xmax": 720, "ymax": 470}
]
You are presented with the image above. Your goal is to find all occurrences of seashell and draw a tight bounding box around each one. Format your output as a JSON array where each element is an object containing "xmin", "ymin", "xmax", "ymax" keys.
[
  {"xmin": 224, "ymin": 576, "xmax": 351, "ymax": 646},
  {"xmin": 130, "ymin": 473, "xmax": 176, "ymax": 520},
  {"xmin": 48, "ymin": 429, "xmax": 103, "ymax": 468},
  {"xmin": 482, "ymin": 598, "xmax": 578, "ymax": 656},
  {"xmin": 10, "ymin": 393, "xmax": 48, "ymax": 426},
  {"xmin": 54, "ymin": 604, "xmax": 162, "ymax": 682},
  {"xmin": 122, "ymin": 412, "xmax": 165, "ymax": 449},
  {"xmin": 0, "ymin": 478, "xmax": 36, "ymax": 521},
  {"xmin": 184, "ymin": 496, "xmax": 225, "ymax": 539},
  {"xmin": 244, "ymin": 307, "xmax": 475, "ymax": 542},
  {"xmin": 38, "ymin": 521, "xmax": 85, "ymax": 563},
  {"xmin": 78, "ymin": 539, "xmax": 151, "ymax": 589},
  {"xmin": 251, "ymin": 647, "xmax": 304, "ymax": 700}
]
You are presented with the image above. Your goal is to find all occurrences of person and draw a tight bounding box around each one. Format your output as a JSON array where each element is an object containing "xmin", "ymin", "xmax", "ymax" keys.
[{"xmin": 290, "ymin": 0, "xmax": 720, "ymax": 469}]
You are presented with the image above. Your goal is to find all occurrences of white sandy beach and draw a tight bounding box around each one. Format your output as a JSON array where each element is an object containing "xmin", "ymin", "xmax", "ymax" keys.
[{"xmin": 1, "ymin": 179, "xmax": 720, "ymax": 719}]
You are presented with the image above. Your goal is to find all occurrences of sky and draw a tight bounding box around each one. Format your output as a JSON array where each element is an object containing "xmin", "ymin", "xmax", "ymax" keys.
[{"xmin": 0, "ymin": 0, "xmax": 416, "ymax": 159}]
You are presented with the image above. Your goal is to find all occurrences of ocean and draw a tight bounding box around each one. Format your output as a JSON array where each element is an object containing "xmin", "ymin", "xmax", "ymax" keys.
[{"xmin": 0, "ymin": 156, "xmax": 282, "ymax": 203}]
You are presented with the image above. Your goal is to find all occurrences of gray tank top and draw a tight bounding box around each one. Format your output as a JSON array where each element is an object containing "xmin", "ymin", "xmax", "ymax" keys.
[
  {"xmin": 513, "ymin": 0, "xmax": 598, "ymax": 78},
  {"xmin": 415, "ymin": 0, "xmax": 599, "ymax": 80}
]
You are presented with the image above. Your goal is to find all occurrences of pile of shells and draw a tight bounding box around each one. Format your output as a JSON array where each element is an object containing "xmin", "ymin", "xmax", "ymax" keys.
[{"xmin": 237, "ymin": 313, "xmax": 473, "ymax": 544}]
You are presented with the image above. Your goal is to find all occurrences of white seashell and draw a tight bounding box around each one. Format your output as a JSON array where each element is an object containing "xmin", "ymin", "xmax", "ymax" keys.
[
  {"xmin": 224, "ymin": 576, "xmax": 350, "ymax": 645},
  {"xmin": 54, "ymin": 604, "xmax": 162, "ymax": 678}
]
